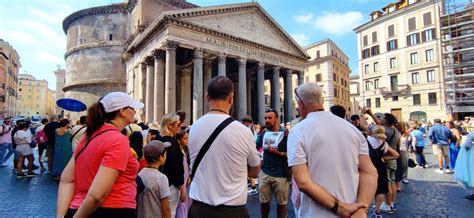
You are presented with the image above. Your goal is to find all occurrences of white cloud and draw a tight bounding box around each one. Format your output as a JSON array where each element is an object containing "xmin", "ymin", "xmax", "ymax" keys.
[
  {"xmin": 0, "ymin": 30, "xmax": 38, "ymax": 45},
  {"xmin": 34, "ymin": 51, "xmax": 63, "ymax": 64},
  {"xmin": 290, "ymin": 33, "xmax": 310, "ymax": 46},
  {"xmin": 295, "ymin": 13, "xmax": 314, "ymax": 23},
  {"xmin": 19, "ymin": 20, "xmax": 66, "ymax": 51},
  {"xmin": 313, "ymin": 11, "xmax": 364, "ymax": 35}
]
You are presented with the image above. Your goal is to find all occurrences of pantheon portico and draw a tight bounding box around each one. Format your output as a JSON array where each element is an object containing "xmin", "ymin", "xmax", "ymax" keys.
[{"xmin": 122, "ymin": 2, "xmax": 309, "ymax": 125}]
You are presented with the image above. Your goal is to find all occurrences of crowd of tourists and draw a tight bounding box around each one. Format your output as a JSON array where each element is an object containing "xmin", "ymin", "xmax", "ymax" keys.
[{"xmin": 1, "ymin": 76, "xmax": 473, "ymax": 218}]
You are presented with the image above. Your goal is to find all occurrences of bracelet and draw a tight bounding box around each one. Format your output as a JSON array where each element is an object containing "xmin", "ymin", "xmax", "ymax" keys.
[{"xmin": 330, "ymin": 197, "xmax": 339, "ymax": 213}]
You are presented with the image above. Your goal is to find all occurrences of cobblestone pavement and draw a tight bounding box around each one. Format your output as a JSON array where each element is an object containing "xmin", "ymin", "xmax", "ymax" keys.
[{"xmin": 1, "ymin": 145, "xmax": 473, "ymax": 217}]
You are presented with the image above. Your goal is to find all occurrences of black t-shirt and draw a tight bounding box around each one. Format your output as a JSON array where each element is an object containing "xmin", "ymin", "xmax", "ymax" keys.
[{"xmin": 43, "ymin": 122, "xmax": 60, "ymax": 146}]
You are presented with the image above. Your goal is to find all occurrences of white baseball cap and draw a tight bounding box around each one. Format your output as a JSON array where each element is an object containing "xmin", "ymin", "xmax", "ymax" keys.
[{"xmin": 100, "ymin": 92, "xmax": 144, "ymax": 113}]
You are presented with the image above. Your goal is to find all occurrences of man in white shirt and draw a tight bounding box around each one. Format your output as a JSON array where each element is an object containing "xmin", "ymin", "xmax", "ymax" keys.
[
  {"xmin": 188, "ymin": 76, "xmax": 261, "ymax": 217},
  {"xmin": 288, "ymin": 82, "xmax": 377, "ymax": 218},
  {"xmin": 70, "ymin": 116, "xmax": 87, "ymax": 152}
]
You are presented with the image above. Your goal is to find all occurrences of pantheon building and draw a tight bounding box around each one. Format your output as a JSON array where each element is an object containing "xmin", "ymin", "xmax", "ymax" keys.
[{"xmin": 63, "ymin": 0, "xmax": 309, "ymax": 125}]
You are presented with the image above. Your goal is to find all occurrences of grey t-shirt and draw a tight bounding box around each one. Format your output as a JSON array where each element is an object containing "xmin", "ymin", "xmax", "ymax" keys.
[
  {"xmin": 384, "ymin": 126, "xmax": 400, "ymax": 170},
  {"xmin": 137, "ymin": 168, "xmax": 171, "ymax": 218}
]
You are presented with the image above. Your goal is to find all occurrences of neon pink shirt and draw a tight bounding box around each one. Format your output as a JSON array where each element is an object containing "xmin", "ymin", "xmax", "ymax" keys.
[{"xmin": 70, "ymin": 123, "xmax": 139, "ymax": 209}]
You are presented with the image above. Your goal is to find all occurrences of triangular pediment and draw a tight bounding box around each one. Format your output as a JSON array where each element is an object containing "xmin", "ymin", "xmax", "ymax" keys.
[{"xmin": 163, "ymin": 3, "xmax": 308, "ymax": 59}]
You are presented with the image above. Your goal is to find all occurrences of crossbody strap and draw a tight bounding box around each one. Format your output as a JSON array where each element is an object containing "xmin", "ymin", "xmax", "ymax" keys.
[
  {"xmin": 190, "ymin": 117, "xmax": 234, "ymax": 180},
  {"xmin": 75, "ymin": 129, "xmax": 117, "ymax": 161},
  {"xmin": 70, "ymin": 126, "xmax": 86, "ymax": 143}
]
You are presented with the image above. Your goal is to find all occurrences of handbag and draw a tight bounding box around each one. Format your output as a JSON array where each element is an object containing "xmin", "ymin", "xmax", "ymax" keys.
[
  {"xmin": 30, "ymin": 139, "xmax": 37, "ymax": 148},
  {"xmin": 408, "ymin": 158, "xmax": 416, "ymax": 168}
]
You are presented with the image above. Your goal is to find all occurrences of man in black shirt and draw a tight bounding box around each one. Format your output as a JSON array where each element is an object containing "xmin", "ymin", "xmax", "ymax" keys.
[{"xmin": 43, "ymin": 117, "xmax": 60, "ymax": 173}]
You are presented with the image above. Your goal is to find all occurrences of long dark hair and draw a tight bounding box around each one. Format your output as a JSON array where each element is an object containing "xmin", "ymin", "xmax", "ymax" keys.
[
  {"xmin": 85, "ymin": 102, "xmax": 119, "ymax": 139},
  {"xmin": 129, "ymin": 131, "xmax": 143, "ymax": 160}
]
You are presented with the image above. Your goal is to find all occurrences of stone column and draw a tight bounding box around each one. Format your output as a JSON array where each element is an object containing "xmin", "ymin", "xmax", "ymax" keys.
[
  {"xmin": 218, "ymin": 53, "xmax": 226, "ymax": 76},
  {"xmin": 192, "ymin": 48, "xmax": 204, "ymax": 123},
  {"xmin": 297, "ymin": 71, "xmax": 304, "ymax": 85},
  {"xmin": 272, "ymin": 66, "xmax": 280, "ymax": 112},
  {"xmin": 284, "ymin": 69, "xmax": 293, "ymax": 124},
  {"xmin": 139, "ymin": 63, "xmax": 146, "ymax": 121},
  {"xmin": 257, "ymin": 62, "xmax": 265, "ymax": 125},
  {"xmin": 145, "ymin": 56, "xmax": 155, "ymax": 123},
  {"xmin": 203, "ymin": 58, "xmax": 212, "ymax": 113},
  {"xmin": 153, "ymin": 50, "xmax": 165, "ymax": 122},
  {"xmin": 238, "ymin": 58, "xmax": 247, "ymax": 119},
  {"xmin": 165, "ymin": 41, "xmax": 178, "ymax": 114},
  {"xmin": 181, "ymin": 68, "xmax": 192, "ymax": 126}
]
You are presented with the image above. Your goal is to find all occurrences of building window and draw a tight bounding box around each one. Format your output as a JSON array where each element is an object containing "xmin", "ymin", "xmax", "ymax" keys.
[
  {"xmin": 362, "ymin": 48, "xmax": 370, "ymax": 59},
  {"xmin": 375, "ymin": 98, "xmax": 381, "ymax": 108},
  {"xmin": 425, "ymin": 49, "xmax": 434, "ymax": 62},
  {"xmin": 412, "ymin": 72, "xmax": 419, "ymax": 84},
  {"xmin": 333, "ymin": 74, "xmax": 337, "ymax": 82},
  {"xmin": 410, "ymin": 52, "xmax": 419, "ymax": 65},
  {"xmin": 372, "ymin": 31, "xmax": 377, "ymax": 43},
  {"xmin": 413, "ymin": 94, "xmax": 421, "ymax": 105},
  {"xmin": 388, "ymin": 24, "xmax": 395, "ymax": 38},
  {"xmin": 428, "ymin": 92, "xmax": 437, "ymax": 104},
  {"xmin": 422, "ymin": 29, "xmax": 436, "ymax": 42},
  {"xmin": 316, "ymin": 74, "xmax": 322, "ymax": 82},
  {"xmin": 364, "ymin": 64, "xmax": 369, "ymax": 74},
  {"xmin": 408, "ymin": 17, "xmax": 416, "ymax": 31},
  {"xmin": 392, "ymin": 96, "xmax": 399, "ymax": 101},
  {"xmin": 341, "ymin": 78, "xmax": 344, "ymax": 85},
  {"xmin": 389, "ymin": 57, "xmax": 396, "ymax": 69},
  {"xmin": 407, "ymin": 33, "xmax": 420, "ymax": 46},
  {"xmin": 109, "ymin": 34, "xmax": 113, "ymax": 41},
  {"xmin": 316, "ymin": 50, "xmax": 320, "ymax": 58},
  {"xmin": 374, "ymin": 79, "xmax": 379, "ymax": 89},
  {"xmin": 371, "ymin": 45, "xmax": 380, "ymax": 56},
  {"xmin": 387, "ymin": 39, "xmax": 398, "ymax": 51},
  {"xmin": 334, "ymin": 88, "xmax": 338, "ymax": 97},
  {"xmin": 423, "ymin": 12, "xmax": 432, "ymax": 26},
  {"xmin": 427, "ymin": 70, "xmax": 435, "ymax": 82},
  {"xmin": 365, "ymin": 81, "xmax": 371, "ymax": 91},
  {"xmin": 373, "ymin": 62, "xmax": 379, "ymax": 73},
  {"xmin": 390, "ymin": 75, "xmax": 398, "ymax": 91},
  {"xmin": 366, "ymin": 98, "xmax": 371, "ymax": 108},
  {"xmin": 363, "ymin": 35, "xmax": 368, "ymax": 47}
]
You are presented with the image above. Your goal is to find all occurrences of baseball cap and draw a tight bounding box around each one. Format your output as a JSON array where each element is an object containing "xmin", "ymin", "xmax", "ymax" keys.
[
  {"xmin": 100, "ymin": 92, "xmax": 144, "ymax": 113},
  {"xmin": 143, "ymin": 140, "xmax": 166, "ymax": 162}
]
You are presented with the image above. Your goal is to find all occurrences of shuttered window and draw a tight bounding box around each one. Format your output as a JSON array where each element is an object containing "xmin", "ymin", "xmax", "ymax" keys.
[
  {"xmin": 372, "ymin": 31, "xmax": 377, "ymax": 43},
  {"xmin": 408, "ymin": 17, "xmax": 416, "ymax": 31},
  {"xmin": 423, "ymin": 12, "xmax": 432, "ymax": 26},
  {"xmin": 388, "ymin": 25, "xmax": 395, "ymax": 37},
  {"xmin": 363, "ymin": 35, "xmax": 368, "ymax": 47}
]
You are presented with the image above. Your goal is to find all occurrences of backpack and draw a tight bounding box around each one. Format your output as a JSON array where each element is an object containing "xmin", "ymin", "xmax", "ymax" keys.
[{"xmin": 36, "ymin": 129, "xmax": 48, "ymax": 144}]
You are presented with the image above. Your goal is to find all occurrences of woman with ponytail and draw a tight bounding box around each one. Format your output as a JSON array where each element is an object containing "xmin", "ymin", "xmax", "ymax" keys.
[{"xmin": 56, "ymin": 92, "xmax": 144, "ymax": 218}]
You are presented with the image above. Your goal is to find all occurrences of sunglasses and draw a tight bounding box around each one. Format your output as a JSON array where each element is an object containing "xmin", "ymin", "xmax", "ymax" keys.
[
  {"xmin": 265, "ymin": 108, "xmax": 278, "ymax": 117},
  {"xmin": 294, "ymin": 88, "xmax": 305, "ymax": 107}
]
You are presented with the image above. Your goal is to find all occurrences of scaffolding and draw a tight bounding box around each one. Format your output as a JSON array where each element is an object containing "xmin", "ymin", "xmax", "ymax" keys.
[{"xmin": 440, "ymin": 0, "xmax": 474, "ymax": 118}]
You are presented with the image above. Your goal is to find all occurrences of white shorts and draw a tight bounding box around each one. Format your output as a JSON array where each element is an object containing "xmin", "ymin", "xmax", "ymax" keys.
[{"xmin": 15, "ymin": 144, "xmax": 33, "ymax": 156}]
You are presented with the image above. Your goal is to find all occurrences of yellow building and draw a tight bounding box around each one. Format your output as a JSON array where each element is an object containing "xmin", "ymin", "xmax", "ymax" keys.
[
  {"xmin": 17, "ymin": 74, "xmax": 55, "ymax": 118},
  {"xmin": 0, "ymin": 39, "xmax": 21, "ymax": 119},
  {"xmin": 354, "ymin": 0, "xmax": 446, "ymax": 122}
]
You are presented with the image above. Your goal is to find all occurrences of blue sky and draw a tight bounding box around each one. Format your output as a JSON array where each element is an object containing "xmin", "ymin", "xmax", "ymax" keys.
[{"xmin": 0, "ymin": 0, "xmax": 393, "ymax": 90}]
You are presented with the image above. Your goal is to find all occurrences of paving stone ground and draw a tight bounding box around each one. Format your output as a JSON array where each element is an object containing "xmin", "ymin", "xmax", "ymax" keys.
[{"xmin": 1, "ymin": 144, "xmax": 473, "ymax": 217}]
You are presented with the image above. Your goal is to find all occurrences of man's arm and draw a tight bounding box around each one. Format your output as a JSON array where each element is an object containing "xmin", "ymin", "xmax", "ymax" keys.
[
  {"xmin": 352, "ymin": 155, "xmax": 378, "ymax": 217},
  {"xmin": 366, "ymin": 110, "xmax": 381, "ymax": 125},
  {"xmin": 292, "ymin": 164, "xmax": 368, "ymax": 217}
]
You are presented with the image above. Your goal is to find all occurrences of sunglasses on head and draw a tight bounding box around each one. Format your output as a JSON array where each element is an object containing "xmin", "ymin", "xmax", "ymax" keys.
[{"xmin": 294, "ymin": 88, "xmax": 305, "ymax": 107}]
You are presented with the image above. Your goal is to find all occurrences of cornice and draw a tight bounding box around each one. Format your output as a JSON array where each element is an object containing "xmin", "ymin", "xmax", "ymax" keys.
[
  {"xmin": 62, "ymin": 4, "xmax": 127, "ymax": 34},
  {"xmin": 63, "ymin": 80, "xmax": 126, "ymax": 92},
  {"xmin": 123, "ymin": 2, "xmax": 309, "ymax": 61},
  {"xmin": 65, "ymin": 42, "xmax": 128, "ymax": 59}
]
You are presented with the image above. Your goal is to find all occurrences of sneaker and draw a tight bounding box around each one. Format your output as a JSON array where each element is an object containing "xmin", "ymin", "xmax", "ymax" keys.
[
  {"xmin": 445, "ymin": 169, "xmax": 453, "ymax": 174},
  {"xmin": 247, "ymin": 188, "xmax": 258, "ymax": 195},
  {"xmin": 373, "ymin": 211, "xmax": 383, "ymax": 218},
  {"xmin": 391, "ymin": 204, "xmax": 397, "ymax": 211},
  {"xmin": 415, "ymin": 165, "xmax": 423, "ymax": 169},
  {"xmin": 435, "ymin": 169, "xmax": 444, "ymax": 174},
  {"xmin": 465, "ymin": 194, "xmax": 474, "ymax": 201},
  {"xmin": 423, "ymin": 165, "xmax": 429, "ymax": 168},
  {"xmin": 380, "ymin": 203, "xmax": 394, "ymax": 214},
  {"xmin": 26, "ymin": 172, "xmax": 39, "ymax": 177},
  {"xmin": 402, "ymin": 179, "xmax": 409, "ymax": 184},
  {"xmin": 40, "ymin": 167, "xmax": 46, "ymax": 173},
  {"xmin": 16, "ymin": 174, "xmax": 25, "ymax": 179}
]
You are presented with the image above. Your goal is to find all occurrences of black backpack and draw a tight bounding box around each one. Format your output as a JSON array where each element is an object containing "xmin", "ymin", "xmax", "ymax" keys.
[{"xmin": 368, "ymin": 139, "xmax": 385, "ymax": 170}]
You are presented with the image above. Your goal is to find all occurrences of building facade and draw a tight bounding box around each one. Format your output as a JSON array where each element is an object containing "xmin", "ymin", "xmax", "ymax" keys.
[
  {"xmin": 303, "ymin": 39, "xmax": 351, "ymax": 113},
  {"xmin": 17, "ymin": 74, "xmax": 55, "ymax": 118},
  {"xmin": 354, "ymin": 0, "xmax": 446, "ymax": 122},
  {"xmin": 350, "ymin": 74, "xmax": 362, "ymax": 115},
  {"xmin": 54, "ymin": 67, "xmax": 65, "ymax": 116},
  {"xmin": 64, "ymin": 1, "xmax": 309, "ymax": 125},
  {"xmin": 0, "ymin": 39, "xmax": 20, "ymax": 119}
]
